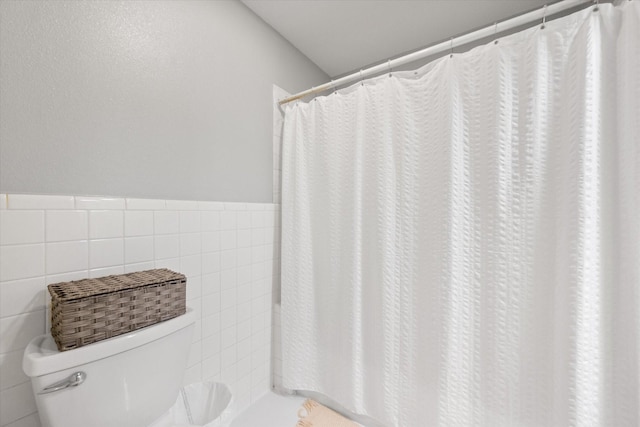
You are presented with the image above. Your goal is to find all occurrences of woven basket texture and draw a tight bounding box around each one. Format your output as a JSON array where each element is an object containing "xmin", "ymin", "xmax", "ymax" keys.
[{"xmin": 48, "ymin": 269, "xmax": 186, "ymax": 351}]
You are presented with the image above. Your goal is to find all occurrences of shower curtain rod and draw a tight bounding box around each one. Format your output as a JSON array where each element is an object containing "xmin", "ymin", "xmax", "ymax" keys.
[{"xmin": 279, "ymin": 0, "xmax": 596, "ymax": 105}]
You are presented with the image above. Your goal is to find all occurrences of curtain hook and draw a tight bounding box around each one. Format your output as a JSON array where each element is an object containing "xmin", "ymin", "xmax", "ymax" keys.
[
  {"xmin": 593, "ymin": 0, "xmax": 599, "ymax": 12},
  {"xmin": 360, "ymin": 69, "xmax": 364, "ymax": 86},
  {"xmin": 494, "ymin": 22, "xmax": 499, "ymax": 44},
  {"xmin": 388, "ymin": 59, "xmax": 392, "ymax": 77},
  {"xmin": 541, "ymin": 4, "xmax": 547, "ymax": 29},
  {"xmin": 449, "ymin": 37, "xmax": 454, "ymax": 58},
  {"xmin": 331, "ymin": 79, "xmax": 337, "ymax": 95}
]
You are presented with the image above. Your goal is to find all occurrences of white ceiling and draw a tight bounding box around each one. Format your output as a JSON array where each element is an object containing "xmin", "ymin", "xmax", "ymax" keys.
[{"xmin": 242, "ymin": 0, "xmax": 552, "ymax": 77}]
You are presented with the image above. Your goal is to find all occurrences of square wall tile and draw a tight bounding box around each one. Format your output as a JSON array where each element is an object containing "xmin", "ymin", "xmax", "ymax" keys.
[
  {"xmin": 201, "ymin": 212, "xmax": 220, "ymax": 232},
  {"xmin": 188, "ymin": 340, "xmax": 202, "ymax": 368},
  {"xmin": 0, "ymin": 277, "xmax": 46, "ymax": 318},
  {"xmin": 89, "ymin": 239, "xmax": 124, "ymax": 269},
  {"xmin": 221, "ymin": 288, "xmax": 237, "ymax": 311},
  {"xmin": 89, "ymin": 211, "xmax": 123, "ymax": 239},
  {"xmin": 124, "ymin": 211, "xmax": 153, "ymax": 237},
  {"xmin": 237, "ymin": 284, "xmax": 251, "ymax": 304},
  {"xmin": 180, "ymin": 255, "xmax": 201, "ymax": 278},
  {"xmin": 124, "ymin": 236, "xmax": 154, "ymax": 264},
  {"xmin": 202, "ymin": 354, "xmax": 221, "ymax": 380},
  {"xmin": 202, "ymin": 232, "xmax": 220, "ymax": 253},
  {"xmin": 202, "ymin": 313, "xmax": 221, "ymax": 338},
  {"xmin": 220, "ymin": 211, "xmax": 236, "ymax": 230},
  {"xmin": 202, "ymin": 252, "xmax": 220, "ymax": 275},
  {"xmin": 220, "ymin": 230, "xmax": 236, "ymax": 250},
  {"xmin": 238, "ymin": 320, "xmax": 251, "ymax": 342},
  {"xmin": 202, "ymin": 333, "xmax": 220, "ymax": 360},
  {"xmin": 220, "ymin": 306, "xmax": 236, "ymax": 330},
  {"xmin": 237, "ymin": 211, "xmax": 251, "ymax": 230},
  {"xmin": 0, "ymin": 381, "xmax": 37, "ymax": 425},
  {"xmin": 238, "ymin": 338, "xmax": 251, "ymax": 360},
  {"xmin": 0, "ymin": 349, "xmax": 29, "ymax": 390},
  {"xmin": 182, "ymin": 364, "xmax": 202, "ymax": 387},
  {"xmin": 0, "ymin": 244, "xmax": 44, "ymax": 281},
  {"xmin": 0, "ymin": 310, "xmax": 45, "ymax": 353},
  {"xmin": 202, "ymin": 292, "xmax": 220, "ymax": 317},
  {"xmin": 187, "ymin": 276, "xmax": 202, "ymax": 301},
  {"xmin": 220, "ymin": 250, "xmax": 236, "ymax": 271},
  {"xmin": 221, "ymin": 325, "xmax": 237, "ymax": 349},
  {"xmin": 265, "ymin": 211, "xmax": 276, "ymax": 228},
  {"xmin": 237, "ymin": 230, "xmax": 251, "ymax": 248},
  {"xmin": 180, "ymin": 233, "xmax": 201, "ymax": 256},
  {"xmin": 220, "ymin": 364, "xmax": 236, "ymax": 390},
  {"xmin": 237, "ymin": 248, "xmax": 251, "ymax": 267},
  {"xmin": 154, "ymin": 234, "xmax": 179, "ymax": 260},
  {"xmin": 237, "ymin": 266, "xmax": 251, "ymax": 285},
  {"xmin": 179, "ymin": 211, "xmax": 200, "ymax": 233},
  {"xmin": 237, "ymin": 302, "xmax": 251, "ymax": 323},
  {"xmin": 251, "ymin": 228, "xmax": 265, "ymax": 246},
  {"xmin": 46, "ymin": 241, "xmax": 88, "ymax": 275},
  {"xmin": 220, "ymin": 269, "xmax": 236, "ymax": 290},
  {"xmin": 154, "ymin": 211, "xmax": 179, "ymax": 235},
  {"xmin": 202, "ymin": 273, "xmax": 220, "ymax": 296},
  {"xmin": 0, "ymin": 211, "xmax": 44, "ymax": 245},
  {"xmin": 251, "ymin": 212, "xmax": 265, "ymax": 228},
  {"xmin": 221, "ymin": 346, "xmax": 237, "ymax": 368},
  {"xmin": 46, "ymin": 210, "xmax": 88, "ymax": 242},
  {"xmin": 237, "ymin": 355, "xmax": 251, "ymax": 378}
]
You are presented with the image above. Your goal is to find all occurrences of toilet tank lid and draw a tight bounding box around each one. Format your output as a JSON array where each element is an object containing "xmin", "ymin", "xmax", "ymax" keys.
[{"xmin": 23, "ymin": 308, "xmax": 195, "ymax": 377}]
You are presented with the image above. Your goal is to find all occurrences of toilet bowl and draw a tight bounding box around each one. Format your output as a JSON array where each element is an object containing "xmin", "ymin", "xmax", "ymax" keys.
[{"xmin": 23, "ymin": 308, "xmax": 196, "ymax": 427}]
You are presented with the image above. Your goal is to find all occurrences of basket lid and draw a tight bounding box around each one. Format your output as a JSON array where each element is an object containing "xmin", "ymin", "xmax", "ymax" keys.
[{"xmin": 47, "ymin": 268, "xmax": 186, "ymax": 302}]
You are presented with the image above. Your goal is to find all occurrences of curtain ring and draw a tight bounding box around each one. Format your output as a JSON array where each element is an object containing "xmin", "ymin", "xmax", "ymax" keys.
[
  {"xmin": 593, "ymin": 0, "xmax": 599, "ymax": 12},
  {"xmin": 449, "ymin": 37, "xmax": 454, "ymax": 58},
  {"xmin": 388, "ymin": 59, "xmax": 392, "ymax": 77},
  {"xmin": 360, "ymin": 69, "xmax": 364, "ymax": 86},
  {"xmin": 494, "ymin": 22, "xmax": 499, "ymax": 44},
  {"xmin": 331, "ymin": 79, "xmax": 337, "ymax": 95},
  {"xmin": 541, "ymin": 4, "xmax": 547, "ymax": 29}
]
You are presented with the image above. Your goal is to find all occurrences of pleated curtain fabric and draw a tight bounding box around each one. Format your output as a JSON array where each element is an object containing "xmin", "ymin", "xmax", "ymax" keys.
[{"xmin": 280, "ymin": 3, "xmax": 640, "ymax": 427}]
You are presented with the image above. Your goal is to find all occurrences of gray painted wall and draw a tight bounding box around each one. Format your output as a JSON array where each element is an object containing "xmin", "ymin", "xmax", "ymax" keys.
[{"xmin": 0, "ymin": 0, "xmax": 327, "ymax": 202}]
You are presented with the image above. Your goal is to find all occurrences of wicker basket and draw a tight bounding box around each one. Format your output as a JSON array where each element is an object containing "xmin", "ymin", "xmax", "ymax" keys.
[{"xmin": 48, "ymin": 269, "xmax": 186, "ymax": 351}]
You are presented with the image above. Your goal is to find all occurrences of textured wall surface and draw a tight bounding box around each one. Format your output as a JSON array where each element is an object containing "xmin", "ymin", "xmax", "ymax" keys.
[
  {"xmin": 0, "ymin": 0, "xmax": 327, "ymax": 202},
  {"xmin": 0, "ymin": 193, "xmax": 281, "ymax": 426}
]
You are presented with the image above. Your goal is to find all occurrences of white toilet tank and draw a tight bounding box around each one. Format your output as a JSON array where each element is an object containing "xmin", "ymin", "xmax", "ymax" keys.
[{"xmin": 23, "ymin": 308, "xmax": 195, "ymax": 427}]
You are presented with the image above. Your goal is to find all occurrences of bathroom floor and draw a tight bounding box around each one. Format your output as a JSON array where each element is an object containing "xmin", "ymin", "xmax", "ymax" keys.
[
  {"xmin": 230, "ymin": 391, "xmax": 365, "ymax": 427},
  {"xmin": 229, "ymin": 391, "xmax": 306, "ymax": 427}
]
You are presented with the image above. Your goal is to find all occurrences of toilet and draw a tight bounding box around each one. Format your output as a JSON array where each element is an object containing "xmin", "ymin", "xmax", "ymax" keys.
[{"xmin": 23, "ymin": 308, "xmax": 196, "ymax": 427}]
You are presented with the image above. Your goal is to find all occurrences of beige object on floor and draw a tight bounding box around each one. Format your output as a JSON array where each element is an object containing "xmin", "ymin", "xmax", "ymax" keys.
[{"xmin": 296, "ymin": 399, "xmax": 359, "ymax": 427}]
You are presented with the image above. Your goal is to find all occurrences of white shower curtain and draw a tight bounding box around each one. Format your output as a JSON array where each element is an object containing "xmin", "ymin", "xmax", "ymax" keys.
[{"xmin": 280, "ymin": 3, "xmax": 639, "ymax": 427}]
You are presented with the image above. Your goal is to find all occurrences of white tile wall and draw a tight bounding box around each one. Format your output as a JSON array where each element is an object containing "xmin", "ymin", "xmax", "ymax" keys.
[
  {"xmin": 45, "ymin": 211, "xmax": 88, "ymax": 242},
  {"xmin": 272, "ymin": 85, "xmax": 287, "ymax": 392},
  {"xmin": 0, "ymin": 194, "xmax": 278, "ymax": 427}
]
